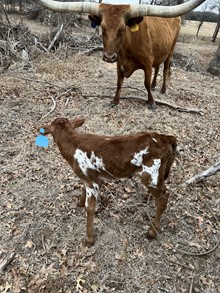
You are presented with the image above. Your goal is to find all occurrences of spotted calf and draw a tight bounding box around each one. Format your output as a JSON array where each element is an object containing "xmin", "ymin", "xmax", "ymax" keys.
[{"xmin": 40, "ymin": 117, "xmax": 176, "ymax": 246}]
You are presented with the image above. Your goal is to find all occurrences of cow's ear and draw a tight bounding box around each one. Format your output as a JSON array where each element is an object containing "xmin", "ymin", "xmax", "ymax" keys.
[
  {"xmin": 126, "ymin": 16, "xmax": 143, "ymax": 27},
  {"xmin": 88, "ymin": 14, "xmax": 102, "ymax": 26}
]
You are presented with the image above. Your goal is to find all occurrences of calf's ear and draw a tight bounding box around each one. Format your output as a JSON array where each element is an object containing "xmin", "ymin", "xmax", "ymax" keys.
[{"xmin": 71, "ymin": 117, "xmax": 85, "ymax": 129}]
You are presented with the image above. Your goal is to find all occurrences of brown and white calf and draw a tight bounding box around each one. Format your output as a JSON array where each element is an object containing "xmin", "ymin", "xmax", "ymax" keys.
[{"xmin": 40, "ymin": 117, "xmax": 176, "ymax": 246}]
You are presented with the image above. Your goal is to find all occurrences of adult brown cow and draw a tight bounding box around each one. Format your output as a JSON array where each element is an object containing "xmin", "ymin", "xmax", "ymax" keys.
[{"xmin": 35, "ymin": 0, "xmax": 206, "ymax": 108}]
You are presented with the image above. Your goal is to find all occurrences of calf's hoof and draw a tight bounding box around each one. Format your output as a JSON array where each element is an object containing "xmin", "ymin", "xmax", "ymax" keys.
[{"xmin": 86, "ymin": 237, "xmax": 95, "ymax": 247}]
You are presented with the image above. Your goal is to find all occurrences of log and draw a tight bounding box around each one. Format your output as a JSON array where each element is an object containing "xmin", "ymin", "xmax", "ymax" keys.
[{"xmin": 183, "ymin": 156, "xmax": 220, "ymax": 185}]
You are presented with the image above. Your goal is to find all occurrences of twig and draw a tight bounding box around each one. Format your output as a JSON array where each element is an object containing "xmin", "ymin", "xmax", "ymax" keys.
[
  {"xmin": 182, "ymin": 156, "xmax": 220, "ymax": 185},
  {"xmin": 189, "ymin": 273, "xmax": 195, "ymax": 293},
  {"xmin": 7, "ymin": 74, "xmax": 67, "ymax": 89},
  {"xmin": 0, "ymin": 2, "xmax": 11, "ymax": 26},
  {"xmin": 38, "ymin": 95, "xmax": 56, "ymax": 122},
  {"xmin": 169, "ymin": 259, "xmax": 194, "ymax": 271},
  {"xmin": 0, "ymin": 252, "xmax": 16, "ymax": 273},
  {"xmin": 48, "ymin": 23, "xmax": 64, "ymax": 52}
]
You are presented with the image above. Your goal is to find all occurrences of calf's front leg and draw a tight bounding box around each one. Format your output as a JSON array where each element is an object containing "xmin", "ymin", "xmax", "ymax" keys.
[{"xmin": 85, "ymin": 183, "xmax": 100, "ymax": 246}]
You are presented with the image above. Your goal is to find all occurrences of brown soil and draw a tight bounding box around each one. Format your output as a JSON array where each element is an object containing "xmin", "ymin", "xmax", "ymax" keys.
[{"xmin": 0, "ymin": 16, "xmax": 220, "ymax": 293}]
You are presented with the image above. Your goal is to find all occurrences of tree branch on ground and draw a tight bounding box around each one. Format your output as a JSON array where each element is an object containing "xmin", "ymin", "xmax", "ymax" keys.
[{"xmin": 183, "ymin": 156, "xmax": 220, "ymax": 185}]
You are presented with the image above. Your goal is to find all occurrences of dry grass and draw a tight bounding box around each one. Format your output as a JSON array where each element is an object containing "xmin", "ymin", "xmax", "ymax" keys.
[{"xmin": 0, "ymin": 16, "xmax": 220, "ymax": 293}]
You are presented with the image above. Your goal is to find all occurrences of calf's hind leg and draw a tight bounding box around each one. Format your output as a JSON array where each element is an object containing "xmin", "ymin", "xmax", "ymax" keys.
[
  {"xmin": 147, "ymin": 185, "xmax": 169, "ymax": 239},
  {"xmin": 77, "ymin": 184, "xmax": 86, "ymax": 207},
  {"xmin": 141, "ymin": 172, "xmax": 169, "ymax": 239}
]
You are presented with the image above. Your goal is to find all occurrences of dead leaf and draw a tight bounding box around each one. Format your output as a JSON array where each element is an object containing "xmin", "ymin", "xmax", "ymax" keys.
[
  {"xmin": 76, "ymin": 275, "xmax": 85, "ymax": 292},
  {"xmin": 25, "ymin": 240, "xmax": 33, "ymax": 249},
  {"xmin": 3, "ymin": 282, "xmax": 11, "ymax": 293},
  {"xmin": 188, "ymin": 242, "xmax": 202, "ymax": 249},
  {"xmin": 6, "ymin": 201, "xmax": 12, "ymax": 209}
]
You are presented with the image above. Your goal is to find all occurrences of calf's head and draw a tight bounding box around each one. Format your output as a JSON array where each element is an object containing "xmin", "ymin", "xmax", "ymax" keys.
[{"xmin": 40, "ymin": 117, "xmax": 85, "ymax": 138}]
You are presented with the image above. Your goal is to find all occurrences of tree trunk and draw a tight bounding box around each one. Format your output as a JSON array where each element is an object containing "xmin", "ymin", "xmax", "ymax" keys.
[
  {"xmin": 212, "ymin": 23, "xmax": 220, "ymax": 43},
  {"xmin": 207, "ymin": 44, "xmax": 220, "ymax": 76}
]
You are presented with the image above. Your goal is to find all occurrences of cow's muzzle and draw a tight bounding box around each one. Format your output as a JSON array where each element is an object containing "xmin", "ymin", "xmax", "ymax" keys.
[{"xmin": 103, "ymin": 52, "xmax": 117, "ymax": 63}]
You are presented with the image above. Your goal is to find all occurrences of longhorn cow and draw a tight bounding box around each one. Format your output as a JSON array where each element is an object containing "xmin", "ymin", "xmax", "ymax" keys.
[{"xmin": 35, "ymin": 0, "xmax": 206, "ymax": 108}]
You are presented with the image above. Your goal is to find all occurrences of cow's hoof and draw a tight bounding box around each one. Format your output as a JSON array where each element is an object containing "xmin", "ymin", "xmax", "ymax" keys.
[
  {"xmin": 147, "ymin": 103, "xmax": 157, "ymax": 110},
  {"xmin": 110, "ymin": 100, "xmax": 119, "ymax": 107}
]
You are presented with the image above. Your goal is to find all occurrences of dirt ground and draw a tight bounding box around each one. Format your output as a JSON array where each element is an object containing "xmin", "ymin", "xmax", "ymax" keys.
[{"xmin": 0, "ymin": 15, "xmax": 220, "ymax": 293}]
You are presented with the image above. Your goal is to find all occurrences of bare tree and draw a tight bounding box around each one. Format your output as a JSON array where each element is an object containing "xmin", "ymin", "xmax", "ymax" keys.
[
  {"xmin": 207, "ymin": 43, "xmax": 220, "ymax": 76},
  {"xmin": 211, "ymin": 0, "xmax": 220, "ymax": 42}
]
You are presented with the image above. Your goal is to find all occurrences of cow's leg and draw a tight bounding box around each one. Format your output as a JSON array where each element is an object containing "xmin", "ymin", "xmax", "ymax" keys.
[
  {"xmin": 77, "ymin": 183, "xmax": 86, "ymax": 207},
  {"xmin": 151, "ymin": 65, "xmax": 160, "ymax": 90},
  {"xmin": 147, "ymin": 185, "xmax": 169, "ymax": 239},
  {"xmin": 144, "ymin": 66, "xmax": 156, "ymax": 109},
  {"xmin": 161, "ymin": 59, "xmax": 171, "ymax": 94},
  {"xmin": 85, "ymin": 183, "xmax": 99, "ymax": 246},
  {"xmin": 112, "ymin": 62, "xmax": 124, "ymax": 105}
]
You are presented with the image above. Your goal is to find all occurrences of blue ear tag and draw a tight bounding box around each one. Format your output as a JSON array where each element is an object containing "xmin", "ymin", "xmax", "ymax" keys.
[
  {"xmin": 91, "ymin": 21, "xmax": 97, "ymax": 29},
  {"xmin": 36, "ymin": 128, "xmax": 49, "ymax": 148}
]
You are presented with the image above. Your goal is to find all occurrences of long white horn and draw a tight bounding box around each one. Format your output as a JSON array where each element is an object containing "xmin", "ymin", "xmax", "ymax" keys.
[
  {"xmin": 130, "ymin": 0, "xmax": 206, "ymax": 18},
  {"xmin": 34, "ymin": 0, "xmax": 100, "ymax": 15}
]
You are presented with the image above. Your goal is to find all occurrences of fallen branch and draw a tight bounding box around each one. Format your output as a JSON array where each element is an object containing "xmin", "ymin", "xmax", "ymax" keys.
[
  {"xmin": 0, "ymin": 252, "xmax": 16, "ymax": 273},
  {"xmin": 47, "ymin": 23, "xmax": 64, "ymax": 52},
  {"xmin": 183, "ymin": 156, "xmax": 220, "ymax": 185},
  {"xmin": 81, "ymin": 93, "xmax": 203, "ymax": 114}
]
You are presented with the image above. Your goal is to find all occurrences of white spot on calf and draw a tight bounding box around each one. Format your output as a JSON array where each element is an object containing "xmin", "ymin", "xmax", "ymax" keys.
[
  {"xmin": 131, "ymin": 148, "xmax": 161, "ymax": 188},
  {"xmin": 142, "ymin": 159, "xmax": 161, "ymax": 187},
  {"xmin": 85, "ymin": 183, "xmax": 99, "ymax": 207},
  {"xmin": 131, "ymin": 147, "xmax": 149, "ymax": 167},
  {"xmin": 152, "ymin": 138, "xmax": 157, "ymax": 143},
  {"xmin": 74, "ymin": 149, "xmax": 106, "ymax": 175}
]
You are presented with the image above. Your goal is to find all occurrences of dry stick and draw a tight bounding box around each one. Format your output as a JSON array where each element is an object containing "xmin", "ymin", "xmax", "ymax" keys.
[
  {"xmin": 182, "ymin": 156, "xmax": 220, "ymax": 185},
  {"xmin": 0, "ymin": 2, "xmax": 11, "ymax": 26},
  {"xmin": 0, "ymin": 252, "xmax": 16, "ymax": 273},
  {"xmin": 38, "ymin": 87, "xmax": 80, "ymax": 121},
  {"xmin": 7, "ymin": 74, "xmax": 68, "ymax": 89},
  {"xmin": 38, "ymin": 95, "xmax": 56, "ymax": 122},
  {"xmin": 82, "ymin": 93, "xmax": 203, "ymax": 114},
  {"xmin": 176, "ymin": 195, "xmax": 220, "ymax": 256},
  {"xmin": 109, "ymin": 85, "xmax": 204, "ymax": 114},
  {"xmin": 189, "ymin": 273, "xmax": 195, "ymax": 293},
  {"xmin": 47, "ymin": 23, "xmax": 64, "ymax": 52}
]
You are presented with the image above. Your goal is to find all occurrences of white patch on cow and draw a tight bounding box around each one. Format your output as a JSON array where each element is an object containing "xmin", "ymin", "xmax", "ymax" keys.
[
  {"xmin": 152, "ymin": 138, "xmax": 157, "ymax": 143},
  {"xmin": 131, "ymin": 147, "xmax": 149, "ymax": 167},
  {"xmin": 74, "ymin": 149, "xmax": 106, "ymax": 175},
  {"xmin": 142, "ymin": 159, "xmax": 161, "ymax": 187},
  {"xmin": 85, "ymin": 183, "xmax": 99, "ymax": 207}
]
